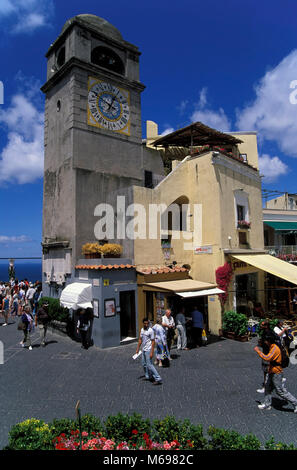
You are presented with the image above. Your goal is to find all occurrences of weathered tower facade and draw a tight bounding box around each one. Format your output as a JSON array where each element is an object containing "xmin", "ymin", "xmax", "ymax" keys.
[{"xmin": 41, "ymin": 14, "xmax": 161, "ymax": 292}]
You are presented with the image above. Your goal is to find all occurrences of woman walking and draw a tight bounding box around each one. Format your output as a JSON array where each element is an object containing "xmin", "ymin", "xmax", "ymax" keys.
[
  {"xmin": 20, "ymin": 307, "xmax": 33, "ymax": 350},
  {"xmin": 2, "ymin": 292, "xmax": 10, "ymax": 326}
]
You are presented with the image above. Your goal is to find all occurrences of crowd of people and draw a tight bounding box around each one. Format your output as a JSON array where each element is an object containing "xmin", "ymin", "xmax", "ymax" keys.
[
  {"xmin": 0, "ymin": 278, "xmax": 50, "ymax": 350},
  {"xmin": 135, "ymin": 308, "xmax": 297, "ymax": 413},
  {"xmin": 135, "ymin": 306, "xmax": 206, "ymax": 385}
]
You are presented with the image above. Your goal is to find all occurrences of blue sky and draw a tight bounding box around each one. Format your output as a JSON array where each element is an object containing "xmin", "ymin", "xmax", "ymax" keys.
[{"xmin": 0, "ymin": 0, "xmax": 297, "ymax": 259}]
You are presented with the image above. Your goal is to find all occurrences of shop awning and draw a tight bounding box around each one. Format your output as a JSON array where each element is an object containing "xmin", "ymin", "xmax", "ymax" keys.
[
  {"xmin": 176, "ymin": 288, "xmax": 225, "ymax": 298},
  {"xmin": 232, "ymin": 254, "xmax": 297, "ymax": 286},
  {"xmin": 60, "ymin": 282, "xmax": 93, "ymax": 310},
  {"xmin": 143, "ymin": 279, "xmax": 221, "ymax": 294},
  {"xmin": 264, "ymin": 221, "xmax": 297, "ymax": 231}
]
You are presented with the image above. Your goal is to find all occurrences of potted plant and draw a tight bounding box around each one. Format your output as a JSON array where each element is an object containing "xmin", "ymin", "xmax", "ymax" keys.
[
  {"xmin": 100, "ymin": 243, "xmax": 123, "ymax": 258},
  {"xmin": 82, "ymin": 243, "xmax": 103, "ymax": 259},
  {"xmin": 222, "ymin": 311, "xmax": 248, "ymax": 341},
  {"xmin": 237, "ymin": 220, "xmax": 251, "ymax": 229}
]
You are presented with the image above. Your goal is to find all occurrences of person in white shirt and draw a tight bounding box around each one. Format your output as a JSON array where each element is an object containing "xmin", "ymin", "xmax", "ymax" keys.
[
  {"xmin": 162, "ymin": 309, "xmax": 175, "ymax": 357},
  {"xmin": 135, "ymin": 318, "xmax": 162, "ymax": 385},
  {"xmin": 274, "ymin": 320, "xmax": 289, "ymax": 348},
  {"xmin": 26, "ymin": 285, "xmax": 36, "ymax": 312}
]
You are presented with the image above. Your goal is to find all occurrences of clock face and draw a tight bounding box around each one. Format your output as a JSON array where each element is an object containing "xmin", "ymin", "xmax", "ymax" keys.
[{"xmin": 87, "ymin": 78, "xmax": 130, "ymax": 135}]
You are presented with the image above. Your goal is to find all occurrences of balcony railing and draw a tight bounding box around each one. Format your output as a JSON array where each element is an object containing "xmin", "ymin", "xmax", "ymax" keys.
[{"xmin": 265, "ymin": 245, "xmax": 297, "ymax": 261}]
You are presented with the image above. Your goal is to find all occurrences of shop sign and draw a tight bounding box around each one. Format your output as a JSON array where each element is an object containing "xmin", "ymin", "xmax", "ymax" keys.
[
  {"xmin": 232, "ymin": 261, "xmax": 248, "ymax": 269},
  {"xmin": 194, "ymin": 245, "xmax": 212, "ymax": 254},
  {"xmin": 103, "ymin": 279, "xmax": 110, "ymax": 286}
]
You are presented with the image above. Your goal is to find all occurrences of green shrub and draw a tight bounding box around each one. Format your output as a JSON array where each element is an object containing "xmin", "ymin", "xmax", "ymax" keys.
[
  {"xmin": 80, "ymin": 414, "xmax": 104, "ymax": 434},
  {"xmin": 7, "ymin": 418, "xmax": 53, "ymax": 450},
  {"xmin": 38, "ymin": 296, "xmax": 70, "ymax": 322},
  {"xmin": 265, "ymin": 437, "xmax": 297, "ymax": 450},
  {"xmin": 207, "ymin": 426, "xmax": 261, "ymax": 450},
  {"xmin": 152, "ymin": 416, "xmax": 207, "ymax": 449},
  {"xmin": 222, "ymin": 310, "xmax": 248, "ymax": 336},
  {"xmin": 48, "ymin": 417, "xmax": 76, "ymax": 441},
  {"xmin": 104, "ymin": 412, "xmax": 151, "ymax": 443}
]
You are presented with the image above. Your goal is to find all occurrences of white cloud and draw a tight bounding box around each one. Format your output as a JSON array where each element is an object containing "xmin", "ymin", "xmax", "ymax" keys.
[
  {"xmin": 13, "ymin": 13, "xmax": 46, "ymax": 33},
  {"xmin": 0, "ymin": 0, "xmax": 54, "ymax": 33},
  {"xmin": 177, "ymin": 100, "xmax": 189, "ymax": 115},
  {"xmin": 0, "ymin": 80, "xmax": 44, "ymax": 185},
  {"xmin": 236, "ymin": 49, "xmax": 297, "ymax": 157},
  {"xmin": 160, "ymin": 127, "xmax": 175, "ymax": 136},
  {"xmin": 258, "ymin": 154, "xmax": 289, "ymax": 183},
  {"xmin": 0, "ymin": 235, "xmax": 31, "ymax": 243},
  {"xmin": 191, "ymin": 87, "xmax": 231, "ymax": 132},
  {"xmin": 0, "ymin": 0, "xmax": 15, "ymax": 16}
]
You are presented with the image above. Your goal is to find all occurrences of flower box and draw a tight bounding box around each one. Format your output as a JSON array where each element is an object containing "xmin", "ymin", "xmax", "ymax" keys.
[{"xmin": 237, "ymin": 220, "xmax": 251, "ymax": 229}]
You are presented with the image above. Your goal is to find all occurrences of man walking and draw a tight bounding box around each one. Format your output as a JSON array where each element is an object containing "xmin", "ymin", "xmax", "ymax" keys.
[
  {"xmin": 135, "ymin": 318, "xmax": 162, "ymax": 385},
  {"xmin": 254, "ymin": 333, "xmax": 297, "ymax": 412},
  {"xmin": 35, "ymin": 301, "xmax": 50, "ymax": 347},
  {"xmin": 190, "ymin": 306, "xmax": 204, "ymax": 348}
]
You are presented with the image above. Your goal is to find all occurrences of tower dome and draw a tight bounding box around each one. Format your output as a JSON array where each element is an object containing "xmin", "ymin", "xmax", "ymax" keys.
[{"xmin": 61, "ymin": 14, "xmax": 123, "ymax": 42}]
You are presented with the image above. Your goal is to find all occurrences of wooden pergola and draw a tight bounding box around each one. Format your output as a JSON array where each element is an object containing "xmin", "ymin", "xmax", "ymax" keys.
[{"xmin": 152, "ymin": 121, "xmax": 243, "ymax": 150}]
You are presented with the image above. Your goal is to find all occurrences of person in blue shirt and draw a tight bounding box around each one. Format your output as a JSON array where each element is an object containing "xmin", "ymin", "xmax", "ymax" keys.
[{"xmin": 190, "ymin": 306, "xmax": 205, "ymax": 348}]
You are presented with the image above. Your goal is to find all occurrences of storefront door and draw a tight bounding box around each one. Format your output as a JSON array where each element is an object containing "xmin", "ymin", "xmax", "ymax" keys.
[
  {"xmin": 235, "ymin": 272, "xmax": 258, "ymax": 313},
  {"xmin": 120, "ymin": 290, "xmax": 136, "ymax": 339}
]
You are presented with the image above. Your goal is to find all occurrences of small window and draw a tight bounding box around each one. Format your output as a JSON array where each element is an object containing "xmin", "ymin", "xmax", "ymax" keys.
[
  {"xmin": 91, "ymin": 46, "xmax": 125, "ymax": 75},
  {"xmin": 237, "ymin": 204, "xmax": 245, "ymax": 221},
  {"xmin": 144, "ymin": 170, "xmax": 153, "ymax": 188},
  {"xmin": 57, "ymin": 46, "xmax": 65, "ymax": 68}
]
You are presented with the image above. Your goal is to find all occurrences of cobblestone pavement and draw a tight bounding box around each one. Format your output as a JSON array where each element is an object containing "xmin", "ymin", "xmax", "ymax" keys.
[{"xmin": 1, "ymin": 318, "xmax": 297, "ymax": 449}]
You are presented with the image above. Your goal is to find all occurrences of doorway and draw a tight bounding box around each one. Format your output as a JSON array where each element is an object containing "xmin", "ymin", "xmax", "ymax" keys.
[
  {"xmin": 120, "ymin": 290, "xmax": 136, "ymax": 339},
  {"xmin": 235, "ymin": 272, "xmax": 258, "ymax": 313}
]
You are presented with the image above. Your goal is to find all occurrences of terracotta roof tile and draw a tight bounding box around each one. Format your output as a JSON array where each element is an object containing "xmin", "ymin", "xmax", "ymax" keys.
[
  {"xmin": 137, "ymin": 266, "xmax": 188, "ymax": 275},
  {"xmin": 75, "ymin": 264, "xmax": 135, "ymax": 270}
]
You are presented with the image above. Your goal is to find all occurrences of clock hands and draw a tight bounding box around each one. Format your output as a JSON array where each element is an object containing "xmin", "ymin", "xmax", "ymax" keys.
[{"xmin": 108, "ymin": 90, "xmax": 119, "ymax": 110}]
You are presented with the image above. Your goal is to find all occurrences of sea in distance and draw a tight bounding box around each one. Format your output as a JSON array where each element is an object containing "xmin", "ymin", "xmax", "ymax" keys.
[{"xmin": 0, "ymin": 262, "xmax": 42, "ymax": 283}]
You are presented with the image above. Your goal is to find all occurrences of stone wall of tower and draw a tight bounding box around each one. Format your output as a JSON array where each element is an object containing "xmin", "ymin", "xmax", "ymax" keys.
[{"xmin": 42, "ymin": 16, "xmax": 165, "ymax": 275}]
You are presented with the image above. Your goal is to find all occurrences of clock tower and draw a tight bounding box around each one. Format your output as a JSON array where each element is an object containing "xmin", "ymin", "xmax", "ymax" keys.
[{"xmin": 41, "ymin": 14, "xmax": 149, "ymax": 290}]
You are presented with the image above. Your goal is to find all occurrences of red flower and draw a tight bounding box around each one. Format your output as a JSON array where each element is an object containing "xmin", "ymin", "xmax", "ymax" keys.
[{"xmin": 132, "ymin": 429, "xmax": 138, "ymax": 435}]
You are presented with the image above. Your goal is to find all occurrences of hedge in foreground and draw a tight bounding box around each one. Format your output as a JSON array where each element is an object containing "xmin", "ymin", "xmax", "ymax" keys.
[{"xmin": 4, "ymin": 413, "xmax": 297, "ymax": 451}]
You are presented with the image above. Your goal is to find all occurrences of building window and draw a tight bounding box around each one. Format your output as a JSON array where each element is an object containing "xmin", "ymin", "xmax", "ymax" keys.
[
  {"xmin": 234, "ymin": 190, "xmax": 249, "ymax": 228},
  {"xmin": 91, "ymin": 46, "xmax": 125, "ymax": 75},
  {"xmin": 56, "ymin": 46, "xmax": 65, "ymax": 68},
  {"xmin": 237, "ymin": 204, "xmax": 245, "ymax": 222},
  {"xmin": 144, "ymin": 170, "xmax": 153, "ymax": 188},
  {"xmin": 161, "ymin": 196, "xmax": 189, "ymax": 233}
]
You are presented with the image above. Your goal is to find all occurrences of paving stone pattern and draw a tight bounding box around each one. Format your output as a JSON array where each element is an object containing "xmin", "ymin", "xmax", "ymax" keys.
[{"xmin": 1, "ymin": 319, "xmax": 297, "ymax": 449}]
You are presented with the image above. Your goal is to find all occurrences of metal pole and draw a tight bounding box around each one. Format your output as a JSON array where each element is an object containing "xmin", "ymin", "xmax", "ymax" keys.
[{"xmin": 75, "ymin": 400, "xmax": 82, "ymax": 450}]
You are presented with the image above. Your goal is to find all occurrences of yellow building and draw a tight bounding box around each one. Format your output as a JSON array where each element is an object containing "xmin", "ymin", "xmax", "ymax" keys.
[{"xmin": 133, "ymin": 121, "xmax": 297, "ymax": 334}]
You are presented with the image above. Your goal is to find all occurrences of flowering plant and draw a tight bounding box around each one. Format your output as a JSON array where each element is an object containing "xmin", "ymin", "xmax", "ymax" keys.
[
  {"xmin": 81, "ymin": 242, "xmax": 103, "ymax": 255},
  {"xmin": 237, "ymin": 220, "xmax": 251, "ymax": 228},
  {"xmin": 53, "ymin": 430, "xmax": 194, "ymax": 451},
  {"xmin": 215, "ymin": 263, "xmax": 233, "ymax": 306},
  {"xmin": 100, "ymin": 243, "xmax": 123, "ymax": 257}
]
